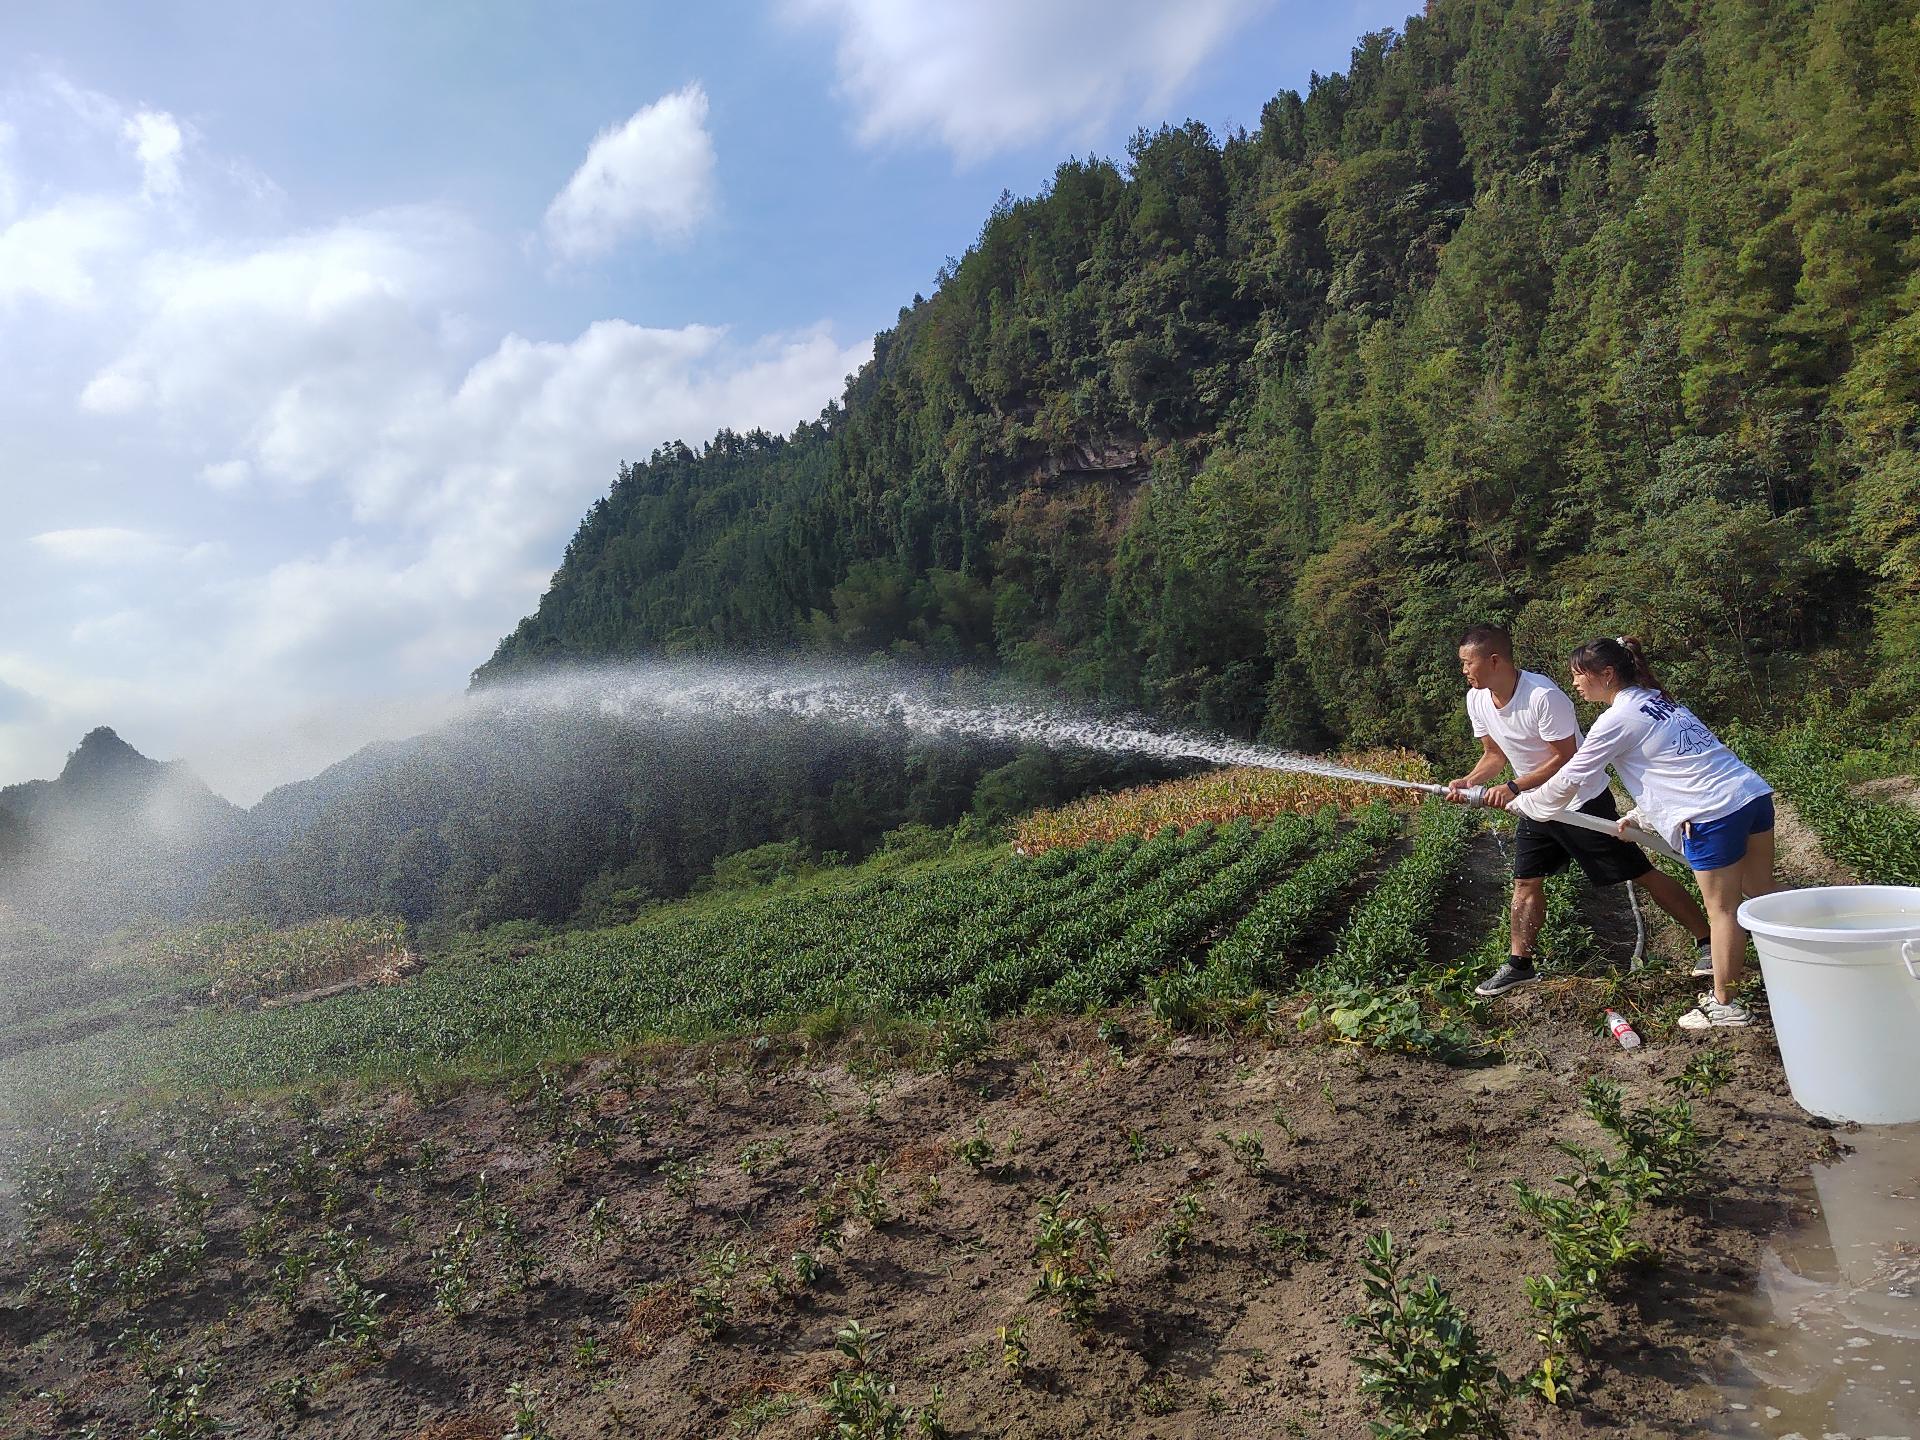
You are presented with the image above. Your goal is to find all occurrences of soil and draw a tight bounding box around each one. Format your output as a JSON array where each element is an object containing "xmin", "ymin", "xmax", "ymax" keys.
[
  {"xmin": 1769, "ymin": 797, "xmax": 1856, "ymax": 885},
  {"xmin": 1854, "ymin": 774, "xmax": 1920, "ymax": 815},
  {"xmin": 0, "ymin": 830, "xmax": 1842, "ymax": 1440}
]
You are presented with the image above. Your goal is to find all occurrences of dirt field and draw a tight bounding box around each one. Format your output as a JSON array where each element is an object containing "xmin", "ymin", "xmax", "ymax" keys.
[{"xmin": 0, "ymin": 949, "xmax": 1830, "ymax": 1439}]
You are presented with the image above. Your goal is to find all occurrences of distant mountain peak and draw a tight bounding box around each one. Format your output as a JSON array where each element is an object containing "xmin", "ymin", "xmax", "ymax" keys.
[{"xmin": 60, "ymin": 726, "xmax": 158, "ymax": 786}]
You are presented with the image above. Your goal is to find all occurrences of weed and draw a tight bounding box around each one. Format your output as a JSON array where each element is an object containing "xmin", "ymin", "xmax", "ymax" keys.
[
  {"xmin": 1255, "ymin": 1223, "xmax": 1323, "ymax": 1264},
  {"xmin": 1346, "ymin": 1231, "xmax": 1509, "ymax": 1439},
  {"xmin": 738, "ymin": 1139, "xmax": 789, "ymax": 1175},
  {"xmin": 1125, "ymin": 1128, "xmax": 1151, "ymax": 1164},
  {"xmin": 1270, "ymin": 1104, "xmax": 1299, "ymax": 1144},
  {"xmin": 692, "ymin": 1242, "xmax": 745, "ymax": 1336}
]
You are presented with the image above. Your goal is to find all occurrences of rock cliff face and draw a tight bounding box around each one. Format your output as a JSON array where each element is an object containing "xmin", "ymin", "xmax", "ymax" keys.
[{"xmin": 0, "ymin": 728, "xmax": 245, "ymax": 934}]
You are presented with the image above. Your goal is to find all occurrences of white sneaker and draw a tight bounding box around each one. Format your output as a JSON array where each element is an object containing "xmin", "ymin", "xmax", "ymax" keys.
[
  {"xmin": 1678, "ymin": 995, "xmax": 1753, "ymax": 1029},
  {"xmin": 1691, "ymin": 941, "xmax": 1714, "ymax": 978}
]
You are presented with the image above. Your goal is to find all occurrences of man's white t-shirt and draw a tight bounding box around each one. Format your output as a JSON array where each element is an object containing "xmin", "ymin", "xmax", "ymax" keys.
[
  {"xmin": 1467, "ymin": 670, "xmax": 1611, "ymax": 808},
  {"xmin": 1518, "ymin": 686, "xmax": 1772, "ymax": 849}
]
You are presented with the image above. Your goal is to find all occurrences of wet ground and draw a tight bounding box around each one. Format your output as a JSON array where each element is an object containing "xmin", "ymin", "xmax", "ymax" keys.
[{"xmin": 1710, "ymin": 1124, "xmax": 1920, "ymax": 1440}]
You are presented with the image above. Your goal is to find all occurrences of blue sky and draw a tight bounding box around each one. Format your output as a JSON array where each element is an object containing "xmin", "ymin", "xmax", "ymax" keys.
[{"xmin": 1, "ymin": 0, "xmax": 1411, "ymax": 802}]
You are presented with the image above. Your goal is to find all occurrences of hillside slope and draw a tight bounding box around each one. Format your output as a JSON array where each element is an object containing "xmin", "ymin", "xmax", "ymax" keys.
[{"xmin": 478, "ymin": 0, "xmax": 1920, "ymax": 755}]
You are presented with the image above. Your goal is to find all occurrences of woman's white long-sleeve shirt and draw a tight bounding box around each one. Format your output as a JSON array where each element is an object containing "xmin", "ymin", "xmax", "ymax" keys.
[{"xmin": 1511, "ymin": 687, "xmax": 1771, "ymax": 850}]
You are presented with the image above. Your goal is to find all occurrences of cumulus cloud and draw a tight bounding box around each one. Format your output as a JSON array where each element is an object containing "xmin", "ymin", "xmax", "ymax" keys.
[
  {"xmin": 543, "ymin": 84, "xmax": 716, "ymax": 259},
  {"xmin": 2, "ymin": 68, "xmax": 866, "ymax": 801},
  {"xmin": 0, "ymin": 195, "xmax": 141, "ymax": 307},
  {"xmin": 122, "ymin": 109, "xmax": 185, "ymax": 198},
  {"xmin": 789, "ymin": 0, "xmax": 1266, "ymax": 162}
]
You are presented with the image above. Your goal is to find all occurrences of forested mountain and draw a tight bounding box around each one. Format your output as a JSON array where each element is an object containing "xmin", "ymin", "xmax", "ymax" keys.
[
  {"xmin": 22, "ymin": 0, "xmax": 1913, "ymax": 941},
  {"xmin": 481, "ymin": 0, "xmax": 1920, "ymax": 753},
  {"xmin": 0, "ymin": 728, "xmax": 245, "ymax": 933}
]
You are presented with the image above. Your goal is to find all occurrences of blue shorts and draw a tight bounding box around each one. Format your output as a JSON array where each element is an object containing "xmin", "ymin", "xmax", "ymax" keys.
[{"xmin": 1682, "ymin": 793, "xmax": 1775, "ymax": 872}]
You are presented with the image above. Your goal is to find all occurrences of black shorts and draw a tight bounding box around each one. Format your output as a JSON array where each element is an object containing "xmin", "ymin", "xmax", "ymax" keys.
[{"xmin": 1513, "ymin": 789, "xmax": 1653, "ymax": 886}]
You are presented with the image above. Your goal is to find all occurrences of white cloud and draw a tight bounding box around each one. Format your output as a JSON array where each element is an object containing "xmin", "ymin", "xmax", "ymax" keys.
[
  {"xmin": 789, "ymin": 0, "xmax": 1267, "ymax": 162},
  {"xmin": 199, "ymin": 459, "xmax": 253, "ymax": 491},
  {"xmin": 543, "ymin": 84, "xmax": 716, "ymax": 259},
  {"xmin": 2, "ymin": 68, "xmax": 867, "ymax": 803},
  {"xmin": 122, "ymin": 109, "xmax": 185, "ymax": 199},
  {"xmin": 0, "ymin": 195, "xmax": 141, "ymax": 307},
  {"xmin": 31, "ymin": 527, "xmax": 174, "ymax": 566}
]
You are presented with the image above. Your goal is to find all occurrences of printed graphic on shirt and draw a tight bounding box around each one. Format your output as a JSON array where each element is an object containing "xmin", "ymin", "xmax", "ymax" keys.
[{"xmin": 1637, "ymin": 694, "xmax": 1716, "ymax": 757}]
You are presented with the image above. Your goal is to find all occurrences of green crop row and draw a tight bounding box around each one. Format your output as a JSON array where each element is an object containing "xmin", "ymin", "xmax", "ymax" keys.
[
  {"xmin": 1201, "ymin": 802, "xmax": 1400, "ymax": 992},
  {"xmin": 1747, "ymin": 726, "xmax": 1920, "ymax": 885}
]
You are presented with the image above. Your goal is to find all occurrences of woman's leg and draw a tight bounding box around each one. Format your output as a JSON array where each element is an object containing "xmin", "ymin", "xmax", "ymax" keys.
[{"xmin": 1693, "ymin": 859, "xmax": 1748, "ymax": 1004}]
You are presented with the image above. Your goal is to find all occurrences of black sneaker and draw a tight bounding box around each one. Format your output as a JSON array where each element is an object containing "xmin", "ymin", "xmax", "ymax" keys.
[{"xmin": 1475, "ymin": 961, "xmax": 1538, "ymax": 997}]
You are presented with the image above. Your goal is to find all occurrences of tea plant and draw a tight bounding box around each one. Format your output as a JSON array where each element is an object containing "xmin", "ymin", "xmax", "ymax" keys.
[
  {"xmin": 997, "ymin": 1314, "xmax": 1030, "ymax": 1376},
  {"xmin": 503, "ymin": 1382, "xmax": 558, "ymax": 1440},
  {"xmin": 323, "ymin": 1263, "xmax": 386, "ymax": 1358},
  {"xmin": 1154, "ymin": 1190, "xmax": 1208, "ymax": 1263},
  {"xmin": 1029, "ymin": 1190, "xmax": 1113, "ymax": 1332},
  {"xmin": 851, "ymin": 1161, "xmax": 891, "ymax": 1226},
  {"xmin": 142, "ymin": 1359, "xmax": 224, "ymax": 1440},
  {"xmin": 1347, "ymin": 1230, "xmax": 1509, "ymax": 1439},
  {"xmin": 1218, "ymin": 1131, "xmax": 1267, "ymax": 1177},
  {"xmin": 1580, "ymin": 1078, "xmax": 1704, "ymax": 1201},
  {"xmin": 429, "ymin": 1223, "xmax": 477, "ymax": 1315},
  {"xmin": 956, "ymin": 1120, "xmax": 993, "ymax": 1172},
  {"xmin": 1666, "ymin": 1047, "xmax": 1735, "ymax": 1098},
  {"xmin": 835, "ymin": 1318, "xmax": 883, "ymax": 1368}
]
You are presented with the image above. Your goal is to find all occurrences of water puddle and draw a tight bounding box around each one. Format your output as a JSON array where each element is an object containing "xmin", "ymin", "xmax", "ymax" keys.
[{"xmin": 1711, "ymin": 1123, "xmax": 1920, "ymax": 1439}]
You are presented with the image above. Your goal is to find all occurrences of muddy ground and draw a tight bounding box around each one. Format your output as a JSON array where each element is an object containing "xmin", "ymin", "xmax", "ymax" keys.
[{"xmin": 0, "ymin": 840, "xmax": 1840, "ymax": 1439}]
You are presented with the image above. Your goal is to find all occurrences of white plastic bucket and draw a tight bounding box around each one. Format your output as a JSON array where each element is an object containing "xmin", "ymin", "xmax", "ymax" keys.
[{"xmin": 1737, "ymin": 886, "xmax": 1920, "ymax": 1125}]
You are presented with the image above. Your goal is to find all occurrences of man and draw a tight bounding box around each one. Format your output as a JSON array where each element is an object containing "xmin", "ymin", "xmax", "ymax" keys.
[{"xmin": 1445, "ymin": 624, "xmax": 1713, "ymax": 996}]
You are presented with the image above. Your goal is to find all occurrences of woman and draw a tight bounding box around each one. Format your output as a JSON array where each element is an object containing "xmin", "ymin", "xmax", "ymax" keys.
[{"xmin": 1512, "ymin": 637, "xmax": 1775, "ymax": 1029}]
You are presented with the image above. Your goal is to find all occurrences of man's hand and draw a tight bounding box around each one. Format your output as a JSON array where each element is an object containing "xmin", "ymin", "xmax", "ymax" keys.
[
  {"xmin": 1483, "ymin": 781, "xmax": 1517, "ymax": 810},
  {"xmin": 1443, "ymin": 777, "xmax": 1474, "ymax": 803}
]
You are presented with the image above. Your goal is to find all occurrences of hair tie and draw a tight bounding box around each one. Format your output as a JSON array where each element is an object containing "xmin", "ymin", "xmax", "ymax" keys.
[{"xmin": 1615, "ymin": 635, "xmax": 1629, "ymax": 647}]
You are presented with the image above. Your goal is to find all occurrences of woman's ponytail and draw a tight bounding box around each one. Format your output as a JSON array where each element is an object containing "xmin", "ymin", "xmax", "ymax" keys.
[{"xmin": 1570, "ymin": 634, "xmax": 1670, "ymax": 699}]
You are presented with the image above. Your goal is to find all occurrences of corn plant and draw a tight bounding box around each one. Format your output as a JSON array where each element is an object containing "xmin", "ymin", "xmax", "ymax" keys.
[{"xmin": 1347, "ymin": 1231, "xmax": 1509, "ymax": 1439}]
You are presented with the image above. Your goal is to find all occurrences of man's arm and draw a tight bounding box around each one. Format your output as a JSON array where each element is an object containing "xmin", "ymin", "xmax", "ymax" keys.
[
  {"xmin": 1446, "ymin": 736, "xmax": 1511, "ymax": 798},
  {"xmin": 1480, "ymin": 734, "xmax": 1577, "ymax": 809}
]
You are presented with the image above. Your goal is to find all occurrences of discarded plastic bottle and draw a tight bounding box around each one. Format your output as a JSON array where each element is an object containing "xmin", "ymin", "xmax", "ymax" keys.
[{"xmin": 1605, "ymin": 1009, "xmax": 1641, "ymax": 1049}]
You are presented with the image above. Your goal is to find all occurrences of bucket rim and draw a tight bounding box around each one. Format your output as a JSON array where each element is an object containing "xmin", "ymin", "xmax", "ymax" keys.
[{"xmin": 1739, "ymin": 885, "xmax": 1920, "ymax": 944}]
